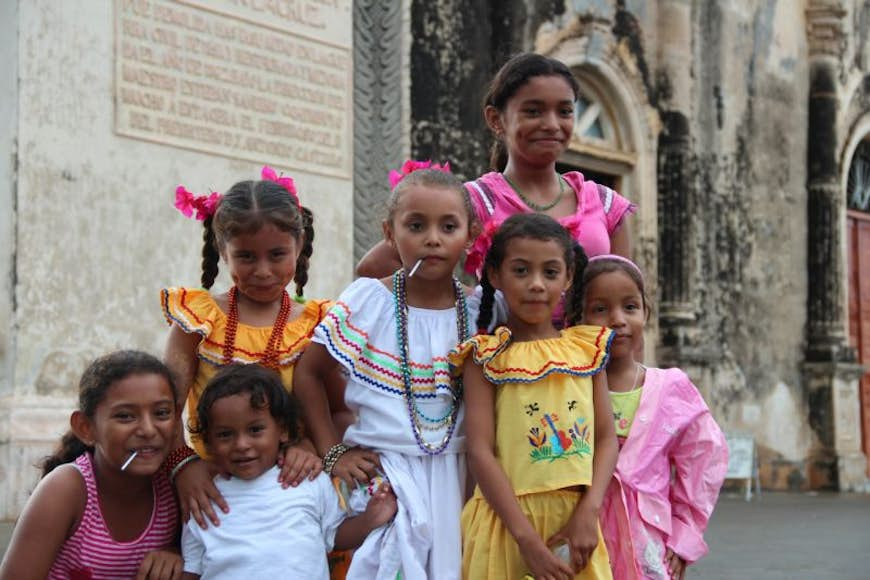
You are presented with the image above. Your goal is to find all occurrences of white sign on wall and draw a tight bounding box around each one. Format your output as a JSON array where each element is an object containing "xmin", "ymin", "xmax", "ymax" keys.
[{"xmin": 114, "ymin": 0, "xmax": 352, "ymax": 178}]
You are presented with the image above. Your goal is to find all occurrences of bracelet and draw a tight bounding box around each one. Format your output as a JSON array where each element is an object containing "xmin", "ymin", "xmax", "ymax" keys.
[
  {"xmin": 322, "ymin": 443, "xmax": 351, "ymax": 475},
  {"xmin": 170, "ymin": 455, "xmax": 200, "ymax": 483},
  {"xmin": 162, "ymin": 445, "xmax": 199, "ymax": 480}
]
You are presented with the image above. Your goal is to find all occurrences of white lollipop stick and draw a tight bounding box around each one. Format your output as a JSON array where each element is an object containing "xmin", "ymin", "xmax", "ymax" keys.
[
  {"xmin": 408, "ymin": 258, "xmax": 424, "ymax": 278},
  {"xmin": 121, "ymin": 450, "xmax": 138, "ymax": 471}
]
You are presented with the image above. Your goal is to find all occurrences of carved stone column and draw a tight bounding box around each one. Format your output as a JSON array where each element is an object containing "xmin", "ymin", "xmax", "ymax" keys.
[
  {"xmin": 352, "ymin": 0, "xmax": 405, "ymax": 264},
  {"xmin": 655, "ymin": 1, "xmax": 699, "ymax": 367},
  {"xmin": 802, "ymin": 1, "xmax": 867, "ymax": 490}
]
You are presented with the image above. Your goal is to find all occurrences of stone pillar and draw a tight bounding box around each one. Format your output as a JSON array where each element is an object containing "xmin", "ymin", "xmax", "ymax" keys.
[
  {"xmin": 803, "ymin": 1, "xmax": 868, "ymax": 490},
  {"xmin": 0, "ymin": 0, "xmax": 18, "ymax": 520},
  {"xmin": 804, "ymin": 362, "xmax": 868, "ymax": 490},
  {"xmin": 805, "ymin": 59, "xmax": 849, "ymax": 361},
  {"xmin": 655, "ymin": 0, "xmax": 700, "ymax": 367},
  {"xmin": 410, "ymin": 0, "xmax": 494, "ymax": 178},
  {"xmin": 352, "ymin": 0, "xmax": 406, "ymax": 264}
]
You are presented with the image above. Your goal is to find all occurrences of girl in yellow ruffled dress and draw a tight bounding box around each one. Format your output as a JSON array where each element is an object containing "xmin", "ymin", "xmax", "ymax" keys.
[
  {"xmin": 449, "ymin": 213, "xmax": 618, "ymax": 579},
  {"xmin": 159, "ymin": 167, "xmax": 339, "ymax": 537}
]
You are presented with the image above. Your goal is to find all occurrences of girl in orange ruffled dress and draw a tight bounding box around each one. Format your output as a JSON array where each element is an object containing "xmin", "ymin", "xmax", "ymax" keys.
[{"xmin": 159, "ymin": 168, "xmax": 340, "ymax": 540}]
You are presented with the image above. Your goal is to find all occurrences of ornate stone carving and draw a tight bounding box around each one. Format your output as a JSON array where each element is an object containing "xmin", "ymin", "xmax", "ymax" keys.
[
  {"xmin": 806, "ymin": 0, "xmax": 848, "ymax": 59},
  {"xmin": 352, "ymin": 0, "xmax": 404, "ymax": 264}
]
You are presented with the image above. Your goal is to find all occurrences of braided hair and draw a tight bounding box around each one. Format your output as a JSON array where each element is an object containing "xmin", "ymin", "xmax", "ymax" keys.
[
  {"xmin": 476, "ymin": 213, "xmax": 587, "ymax": 332},
  {"xmin": 200, "ymin": 180, "xmax": 314, "ymax": 297}
]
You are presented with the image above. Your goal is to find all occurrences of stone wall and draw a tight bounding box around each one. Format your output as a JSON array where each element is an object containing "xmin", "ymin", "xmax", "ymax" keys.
[
  {"xmin": 404, "ymin": 0, "xmax": 869, "ymax": 489},
  {"xmin": 0, "ymin": 0, "xmax": 354, "ymax": 519}
]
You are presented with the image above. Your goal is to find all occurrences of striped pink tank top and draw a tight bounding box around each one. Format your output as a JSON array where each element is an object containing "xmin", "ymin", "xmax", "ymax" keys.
[{"xmin": 48, "ymin": 452, "xmax": 179, "ymax": 580}]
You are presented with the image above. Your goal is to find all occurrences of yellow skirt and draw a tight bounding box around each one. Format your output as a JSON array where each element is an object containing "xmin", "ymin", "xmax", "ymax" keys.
[{"xmin": 462, "ymin": 489, "xmax": 612, "ymax": 580}]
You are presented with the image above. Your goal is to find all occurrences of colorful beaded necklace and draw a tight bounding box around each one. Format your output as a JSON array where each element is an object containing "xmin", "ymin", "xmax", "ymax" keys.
[
  {"xmin": 222, "ymin": 286, "xmax": 292, "ymax": 370},
  {"xmin": 392, "ymin": 269, "xmax": 469, "ymax": 455}
]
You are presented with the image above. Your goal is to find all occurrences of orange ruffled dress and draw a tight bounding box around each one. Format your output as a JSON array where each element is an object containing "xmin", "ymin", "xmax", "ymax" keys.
[
  {"xmin": 161, "ymin": 287, "xmax": 331, "ymax": 456},
  {"xmin": 449, "ymin": 325, "xmax": 614, "ymax": 580}
]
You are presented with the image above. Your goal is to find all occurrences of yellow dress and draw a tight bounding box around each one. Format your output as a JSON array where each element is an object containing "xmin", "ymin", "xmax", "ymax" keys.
[
  {"xmin": 449, "ymin": 325, "xmax": 614, "ymax": 580},
  {"xmin": 161, "ymin": 287, "xmax": 331, "ymax": 456}
]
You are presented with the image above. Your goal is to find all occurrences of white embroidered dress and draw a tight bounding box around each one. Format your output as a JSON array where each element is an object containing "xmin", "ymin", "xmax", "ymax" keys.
[{"xmin": 313, "ymin": 277, "xmax": 476, "ymax": 580}]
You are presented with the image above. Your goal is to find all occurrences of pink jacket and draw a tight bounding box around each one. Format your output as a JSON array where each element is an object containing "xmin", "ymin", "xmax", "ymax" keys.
[{"xmin": 600, "ymin": 367, "xmax": 728, "ymax": 579}]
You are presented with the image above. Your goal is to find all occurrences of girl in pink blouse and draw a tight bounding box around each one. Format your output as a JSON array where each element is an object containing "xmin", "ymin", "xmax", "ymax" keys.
[{"xmin": 357, "ymin": 52, "xmax": 635, "ymax": 280}]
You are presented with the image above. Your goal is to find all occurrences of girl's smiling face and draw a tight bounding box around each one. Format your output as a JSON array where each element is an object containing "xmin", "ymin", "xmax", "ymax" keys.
[
  {"xmin": 486, "ymin": 74, "xmax": 576, "ymax": 168},
  {"xmin": 221, "ymin": 223, "xmax": 301, "ymax": 304},
  {"xmin": 83, "ymin": 374, "xmax": 177, "ymax": 477},
  {"xmin": 582, "ymin": 270, "xmax": 646, "ymax": 360}
]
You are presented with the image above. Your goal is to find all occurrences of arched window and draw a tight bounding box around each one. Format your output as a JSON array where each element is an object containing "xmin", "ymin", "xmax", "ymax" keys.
[
  {"xmin": 848, "ymin": 140, "xmax": 870, "ymax": 212},
  {"xmin": 574, "ymin": 90, "xmax": 616, "ymax": 146}
]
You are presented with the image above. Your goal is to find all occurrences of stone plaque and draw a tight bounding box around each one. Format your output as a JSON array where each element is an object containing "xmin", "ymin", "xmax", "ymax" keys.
[{"xmin": 115, "ymin": 0, "xmax": 352, "ymax": 177}]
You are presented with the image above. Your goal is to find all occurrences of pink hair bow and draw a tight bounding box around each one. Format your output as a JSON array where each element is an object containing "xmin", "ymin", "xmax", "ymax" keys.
[
  {"xmin": 388, "ymin": 159, "xmax": 452, "ymax": 189},
  {"xmin": 261, "ymin": 165, "xmax": 300, "ymax": 209},
  {"xmin": 174, "ymin": 186, "xmax": 221, "ymax": 221},
  {"xmin": 464, "ymin": 218, "xmax": 503, "ymax": 276}
]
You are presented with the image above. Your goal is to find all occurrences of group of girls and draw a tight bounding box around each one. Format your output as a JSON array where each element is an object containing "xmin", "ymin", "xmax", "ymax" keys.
[{"xmin": 0, "ymin": 51, "xmax": 727, "ymax": 580}]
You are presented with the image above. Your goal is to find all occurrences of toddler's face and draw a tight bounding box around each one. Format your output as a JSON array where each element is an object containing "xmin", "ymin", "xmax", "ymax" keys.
[{"xmin": 205, "ymin": 393, "xmax": 286, "ymax": 480}]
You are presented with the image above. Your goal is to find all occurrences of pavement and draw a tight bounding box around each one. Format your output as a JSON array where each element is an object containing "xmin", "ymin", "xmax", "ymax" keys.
[{"xmin": 1, "ymin": 491, "xmax": 868, "ymax": 577}]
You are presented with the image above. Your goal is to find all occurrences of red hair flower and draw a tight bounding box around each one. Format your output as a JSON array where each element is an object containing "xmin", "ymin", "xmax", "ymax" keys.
[
  {"xmin": 174, "ymin": 185, "xmax": 221, "ymax": 221},
  {"xmin": 174, "ymin": 186, "xmax": 197, "ymax": 218},
  {"xmin": 261, "ymin": 165, "xmax": 300, "ymax": 209},
  {"xmin": 388, "ymin": 159, "xmax": 452, "ymax": 189},
  {"xmin": 464, "ymin": 218, "xmax": 502, "ymax": 276}
]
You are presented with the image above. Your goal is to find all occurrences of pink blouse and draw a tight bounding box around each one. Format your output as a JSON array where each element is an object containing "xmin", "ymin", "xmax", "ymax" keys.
[{"xmin": 464, "ymin": 171, "xmax": 635, "ymax": 275}]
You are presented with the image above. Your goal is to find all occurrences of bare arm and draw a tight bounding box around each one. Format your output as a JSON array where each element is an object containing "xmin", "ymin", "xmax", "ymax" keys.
[
  {"xmin": 163, "ymin": 323, "xmax": 229, "ymax": 528},
  {"xmin": 609, "ymin": 217, "xmax": 632, "ymax": 258},
  {"xmin": 293, "ymin": 343, "xmax": 381, "ymax": 485},
  {"xmin": 550, "ymin": 371, "xmax": 618, "ymax": 571},
  {"xmin": 163, "ymin": 323, "xmax": 201, "ymax": 447},
  {"xmin": 333, "ymin": 482, "xmax": 397, "ymax": 550},
  {"xmin": 356, "ymin": 240, "xmax": 402, "ymax": 279},
  {"xmin": 293, "ymin": 343, "xmax": 343, "ymax": 455},
  {"xmin": 0, "ymin": 465, "xmax": 83, "ymax": 580},
  {"xmin": 463, "ymin": 363, "xmax": 573, "ymax": 579}
]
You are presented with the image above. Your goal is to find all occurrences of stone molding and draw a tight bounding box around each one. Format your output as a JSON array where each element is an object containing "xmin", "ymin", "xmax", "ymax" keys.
[
  {"xmin": 803, "ymin": 361, "xmax": 869, "ymax": 491},
  {"xmin": 806, "ymin": 1, "xmax": 848, "ymax": 59}
]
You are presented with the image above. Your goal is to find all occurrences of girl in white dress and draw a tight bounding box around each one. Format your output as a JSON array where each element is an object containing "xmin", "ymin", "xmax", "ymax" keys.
[{"xmin": 294, "ymin": 162, "xmax": 479, "ymax": 579}]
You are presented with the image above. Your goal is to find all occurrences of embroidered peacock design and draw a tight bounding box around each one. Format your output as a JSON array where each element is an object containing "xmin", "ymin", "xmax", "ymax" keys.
[{"xmin": 527, "ymin": 411, "xmax": 592, "ymax": 462}]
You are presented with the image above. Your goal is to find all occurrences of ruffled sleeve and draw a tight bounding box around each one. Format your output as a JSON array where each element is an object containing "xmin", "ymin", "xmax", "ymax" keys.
[
  {"xmin": 160, "ymin": 287, "xmax": 221, "ymax": 337},
  {"xmin": 450, "ymin": 325, "xmax": 613, "ymax": 384}
]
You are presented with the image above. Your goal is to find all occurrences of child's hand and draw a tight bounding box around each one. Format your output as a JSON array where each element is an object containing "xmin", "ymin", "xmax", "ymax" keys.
[
  {"xmin": 135, "ymin": 548, "xmax": 183, "ymax": 580},
  {"xmin": 516, "ymin": 533, "xmax": 574, "ymax": 580},
  {"xmin": 362, "ymin": 482, "xmax": 397, "ymax": 529},
  {"xmin": 174, "ymin": 459, "xmax": 229, "ymax": 529},
  {"xmin": 333, "ymin": 447, "xmax": 382, "ymax": 486},
  {"xmin": 548, "ymin": 502, "xmax": 600, "ymax": 573},
  {"xmin": 277, "ymin": 439, "xmax": 322, "ymax": 487},
  {"xmin": 665, "ymin": 548, "xmax": 686, "ymax": 580}
]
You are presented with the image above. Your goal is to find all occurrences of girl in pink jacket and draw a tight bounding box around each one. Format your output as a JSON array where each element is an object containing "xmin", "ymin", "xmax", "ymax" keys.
[{"xmin": 582, "ymin": 255, "xmax": 728, "ymax": 579}]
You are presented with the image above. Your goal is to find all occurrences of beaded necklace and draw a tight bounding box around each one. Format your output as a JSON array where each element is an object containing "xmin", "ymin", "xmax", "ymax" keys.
[
  {"xmin": 223, "ymin": 286, "xmax": 292, "ymax": 370},
  {"xmin": 502, "ymin": 172, "xmax": 566, "ymax": 212},
  {"xmin": 393, "ymin": 269, "xmax": 469, "ymax": 455}
]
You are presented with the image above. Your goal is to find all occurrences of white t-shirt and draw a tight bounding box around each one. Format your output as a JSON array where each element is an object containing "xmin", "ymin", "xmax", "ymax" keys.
[{"xmin": 181, "ymin": 466, "xmax": 346, "ymax": 579}]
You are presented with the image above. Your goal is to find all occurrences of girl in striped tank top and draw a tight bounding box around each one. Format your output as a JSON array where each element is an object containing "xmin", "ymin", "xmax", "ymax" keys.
[{"xmin": 0, "ymin": 351, "xmax": 182, "ymax": 580}]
